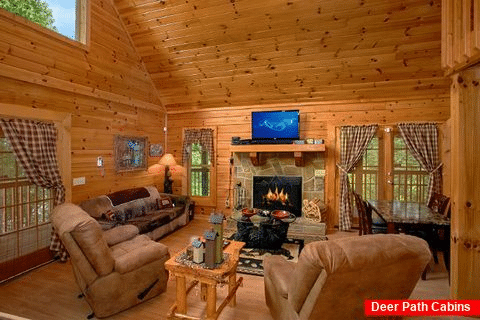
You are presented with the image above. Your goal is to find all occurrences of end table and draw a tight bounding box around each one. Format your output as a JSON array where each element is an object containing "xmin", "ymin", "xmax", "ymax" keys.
[{"xmin": 165, "ymin": 240, "xmax": 245, "ymax": 320}]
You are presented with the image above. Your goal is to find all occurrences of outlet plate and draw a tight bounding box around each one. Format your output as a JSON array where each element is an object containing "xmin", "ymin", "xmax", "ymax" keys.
[
  {"xmin": 314, "ymin": 169, "xmax": 326, "ymax": 177},
  {"xmin": 73, "ymin": 177, "xmax": 86, "ymax": 186}
]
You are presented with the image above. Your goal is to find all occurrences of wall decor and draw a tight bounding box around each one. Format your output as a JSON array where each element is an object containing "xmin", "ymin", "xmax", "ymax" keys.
[
  {"xmin": 114, "ymin": 135, "xmax": 148, "ymax": 173},
  {"xmin": 149, "ymin": 143, "xmax": 163, "ymax": 157}
]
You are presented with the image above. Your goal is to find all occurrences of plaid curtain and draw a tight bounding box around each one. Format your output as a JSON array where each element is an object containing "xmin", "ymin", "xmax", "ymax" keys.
[
  {"xmin": 0, "ymin": 118, "xmax": 67, "ymax": 260},
  {"xmin": 182, "ymin": 128, "xmax": 215, "ymax": 166},
  {"xmin": 397, "ymin": 122, "xmax": 442, "ymax": 204},
  {"xmin": 338, "ymin": 124, "xmax": 378, "ymax": 231}
]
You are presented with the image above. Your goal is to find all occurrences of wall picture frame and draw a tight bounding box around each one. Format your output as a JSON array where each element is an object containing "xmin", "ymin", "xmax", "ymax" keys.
[
  {"xmin": 149, "ymin": 143, "xmax": 163, "ymax": 157},
  {"xmin": 114, "ymin": 135, "xmax": 148, "ymax": 173}
]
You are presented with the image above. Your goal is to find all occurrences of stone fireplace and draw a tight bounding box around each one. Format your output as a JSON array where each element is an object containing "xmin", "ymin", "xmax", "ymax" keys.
[
  {"xmin": 253, "ymin": 175, "xmax": 302, "ymax": 217},
  {"xmin": 232, "ymin": 152, "xmax": 326, "ymax": 240}
]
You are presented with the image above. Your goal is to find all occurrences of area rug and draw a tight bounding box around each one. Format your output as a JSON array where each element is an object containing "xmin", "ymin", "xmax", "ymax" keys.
[{"xmin": 225, "ymin": 230, "xmax": 304, "ymax": 276}]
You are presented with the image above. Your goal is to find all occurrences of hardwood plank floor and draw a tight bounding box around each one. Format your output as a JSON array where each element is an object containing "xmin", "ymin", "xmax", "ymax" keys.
[{"xmin": 0, "ymin": 217, "xmax": 459, "ymax": 320}]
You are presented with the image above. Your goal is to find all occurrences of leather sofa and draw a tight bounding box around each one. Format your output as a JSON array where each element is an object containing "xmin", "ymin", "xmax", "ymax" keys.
[
  {"xmin": 52, "ymin": 203, "xmax": 170, "ymax": 318},
  {"xmin": 78, "ymin": 186, "xmax": 194, "ymax": 240},
  {"xmin": 264, "ymin": 234, "xmax": 431, "ymax": 320}
]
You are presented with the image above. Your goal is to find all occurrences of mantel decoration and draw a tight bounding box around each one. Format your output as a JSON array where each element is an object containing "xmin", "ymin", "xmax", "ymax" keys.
[{"xmin": 114, "ymin": 135, "xmax": 148, "ymax": 173}]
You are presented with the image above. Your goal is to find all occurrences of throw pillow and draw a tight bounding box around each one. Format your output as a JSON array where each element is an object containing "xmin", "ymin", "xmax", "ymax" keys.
[
  {"xmin": 157, "ymin": 195, "xmax": 174, "ymax": 209},
  {"xmin": 102, "ymin": 210, "xmax": 117, "ymax": 221}
]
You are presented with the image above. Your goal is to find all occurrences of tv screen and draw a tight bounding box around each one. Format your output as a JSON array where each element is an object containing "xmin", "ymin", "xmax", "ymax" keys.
[{"xmin": 251, "ymin": 110, "xmax": 300, "ymax": 140}]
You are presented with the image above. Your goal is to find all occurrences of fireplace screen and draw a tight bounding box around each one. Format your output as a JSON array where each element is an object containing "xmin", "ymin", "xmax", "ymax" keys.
[{"xmin": 253, "ymin": 176, "xmax": 302, "ymax": 217}]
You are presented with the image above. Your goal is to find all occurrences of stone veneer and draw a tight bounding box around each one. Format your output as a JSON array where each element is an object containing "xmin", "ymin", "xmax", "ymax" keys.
[{"xmin": 233, "ymin": 152, "xmax": 325, "ymax": 211}]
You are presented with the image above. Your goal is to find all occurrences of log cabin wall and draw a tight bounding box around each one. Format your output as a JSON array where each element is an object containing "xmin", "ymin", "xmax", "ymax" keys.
[
  {"xmin": 0, "ymin": 0, "xmax": 165, "ymax": 203},
  {"xmin": 167, "ymin": 99, "xmax": 451, "ymax": 227},
  {"xmin": 113, "ymin": 0, "xmax": 452, "ymax": 224}
]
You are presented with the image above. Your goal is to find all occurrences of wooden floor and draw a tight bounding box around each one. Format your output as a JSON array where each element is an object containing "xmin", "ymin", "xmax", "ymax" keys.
[{"xmin": 0, "ymin": 217, "xmax": 460, "ymax": 320}]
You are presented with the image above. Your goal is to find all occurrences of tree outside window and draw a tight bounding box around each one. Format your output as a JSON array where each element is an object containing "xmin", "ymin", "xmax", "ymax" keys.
[
  {"xmin": 0, "ymin": 0, "xmax": 87, "ymax": 43},
  {"xmin": 189, "ymin": 143, "xmax": 210, "ymax": 197},
  {"xmin": 349, "ymin": 129, "xmax": 428, "ymax": 204}
]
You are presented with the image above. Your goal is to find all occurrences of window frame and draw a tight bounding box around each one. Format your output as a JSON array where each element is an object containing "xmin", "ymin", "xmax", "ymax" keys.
[
  {"xmin": 0, "ymin": 0, "xmax": 90, "ymax": 50},
  {"xmin": 390, "ymin": 130, "xmax": 429, "ymax": 203},
  {"xmin": 346, "ymin": 126, "xmax": 431, "ymax": 203},
  {"xmin": 182, "ymin": 127, "xmax": 216, "ymax": 208},
  {"xmin": 0, "ymin": 103, "xmax": 71, "ymax": 279}
]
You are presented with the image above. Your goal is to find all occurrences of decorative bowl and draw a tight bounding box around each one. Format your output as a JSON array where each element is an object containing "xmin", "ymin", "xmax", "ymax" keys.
[
  {"xmin": 272, "ymin": 210, "xmax": 291, "ymax": 220},
  {"xmin": 241, "ymin": 207, "xmax": 261, "ymax": 217}
]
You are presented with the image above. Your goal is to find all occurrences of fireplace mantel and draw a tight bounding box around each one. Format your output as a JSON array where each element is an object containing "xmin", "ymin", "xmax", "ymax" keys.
[{"xmin": 230, "ymin": 143, "xmax": 325, "ymax": 166}]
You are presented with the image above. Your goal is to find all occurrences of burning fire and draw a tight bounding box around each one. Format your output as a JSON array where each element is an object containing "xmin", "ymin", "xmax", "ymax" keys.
[{"xmin": 265, "ymin": 186, "xmax": 289, "ymax": 205}]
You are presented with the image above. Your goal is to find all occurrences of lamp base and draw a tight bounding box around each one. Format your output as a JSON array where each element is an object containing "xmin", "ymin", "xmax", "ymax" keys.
[{"xmin": 164, "ymin": 166, "xmax": 173, "ymax": 194}]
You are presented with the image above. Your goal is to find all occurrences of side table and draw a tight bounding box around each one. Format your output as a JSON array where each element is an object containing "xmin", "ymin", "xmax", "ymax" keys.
[{"xmin": 165, "ymin": 240, "xmax": 245, "ymax": 320}]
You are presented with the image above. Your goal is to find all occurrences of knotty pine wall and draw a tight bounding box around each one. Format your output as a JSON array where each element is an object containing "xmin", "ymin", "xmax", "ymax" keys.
[
  {"xmin": 0, "ymin": 0, "xmax": 165, "ymax": 203},
  {"xmin": 167, "ymin": 97, "xmax": 451, "ymax": 229}
]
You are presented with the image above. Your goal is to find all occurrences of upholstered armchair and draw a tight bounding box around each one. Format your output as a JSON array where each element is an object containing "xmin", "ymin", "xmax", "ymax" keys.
[
  {"xmin": 52, "ymin": 203, "xmax": 170, "ymax": 318},
  {"xmin": 264, "ymin": 234, "xmax": 431, "ymax": 320}
]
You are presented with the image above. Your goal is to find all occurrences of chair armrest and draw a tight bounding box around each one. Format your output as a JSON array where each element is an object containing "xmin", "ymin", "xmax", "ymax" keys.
[
  {"xmin": 114, "ymin": 241, "xmax": 169, "ymax": 274},
  {"xmin": 264, "ymin": 255, "xmax": 296, "ymax": 298},
  {"xmin": 103, "ymin": 225, "xmax": 139, "ymax": 246}
]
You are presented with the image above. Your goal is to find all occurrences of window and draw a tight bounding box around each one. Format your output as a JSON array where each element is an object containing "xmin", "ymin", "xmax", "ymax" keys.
[
  {"xmin": 349, "ymin": 136, "xmax": 381, "ymax": 201},
  {"xmin": 392, "ymin": 135, "xmax": 429, "ymax": 202},
  {"xmin": 0, "ymin": 0, "xmax": 88, "ymax": 44},
  {"xmin": 183, "ymin": 128, "xmax": 216, "ymax": 207},
  {"xmin": 349, "ymin": 128, "xmax": 429, "ymax": 204},
  {"xmin": 0, "ymin": 134, "xmax": 55, "ymax": 263},
  {"xmin": 189, "ymin": 143, "xmax": 211, "ymax": 197}
]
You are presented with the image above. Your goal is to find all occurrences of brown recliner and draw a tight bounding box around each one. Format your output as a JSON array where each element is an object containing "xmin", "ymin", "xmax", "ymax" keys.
[
  {"xmin": 264, "ymin": 234, "xmax": 431, "ymax": 320},
  {"xmin": 52, "ymin": 203, "xmax": 170, "ymax": 318}
]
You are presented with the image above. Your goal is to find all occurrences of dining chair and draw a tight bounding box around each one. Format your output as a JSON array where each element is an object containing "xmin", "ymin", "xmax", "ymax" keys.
[
  {"xmin": 352, "ymin": 192, "xmax": 387, "ymax": 235},
  {"xmin": 428, "ymin": 193, "xmax": 451, "ymax": 217},
  {"xmin": 407, "ymin": 193, "xmax": 451, "ymax": 280}
]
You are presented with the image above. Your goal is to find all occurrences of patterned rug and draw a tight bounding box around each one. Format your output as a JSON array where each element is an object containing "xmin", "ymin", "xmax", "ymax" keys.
[{"xmin": 226, "ymin": 230, "xmax": 304, "ymax": 276}]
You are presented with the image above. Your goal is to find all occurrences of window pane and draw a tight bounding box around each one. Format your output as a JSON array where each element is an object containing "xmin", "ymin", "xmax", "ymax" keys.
[
  {"xmin": 393, "ymin": 136, "xmax": 428, "ymax": 203},
  {"xmin": 0, "ymin": 0, "xmax": 82, "ymax": 42},
  {"xmin": 190, "ymin": 143, "xmax": 211, "ymax": 197},
  {"xmin": 350, "ymin": 136, "xmax": 379, "ymax": 201}
]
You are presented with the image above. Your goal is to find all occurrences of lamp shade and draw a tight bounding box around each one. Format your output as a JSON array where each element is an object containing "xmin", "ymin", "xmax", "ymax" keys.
[{"xmin": 159, "ymin": 153, "xmax": 177, "ymax": 166}]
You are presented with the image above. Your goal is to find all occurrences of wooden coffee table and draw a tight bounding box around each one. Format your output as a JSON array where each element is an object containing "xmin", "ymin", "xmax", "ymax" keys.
[{"xmin": 165, "ymin": 240, "xmax": 245, "ymax": 320}]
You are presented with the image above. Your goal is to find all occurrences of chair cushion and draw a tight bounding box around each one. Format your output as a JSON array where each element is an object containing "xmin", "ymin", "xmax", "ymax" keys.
[
  {"xmin": 111, "ymin": 235, "xmax": 169, "ymax": 274},
  {"xmin": 71, "ymin": 219, "xmax": 115, "ymax": 276},
  {"xmin": 103, "ymin": 225, "xmax": 139, "ymax": 246}
]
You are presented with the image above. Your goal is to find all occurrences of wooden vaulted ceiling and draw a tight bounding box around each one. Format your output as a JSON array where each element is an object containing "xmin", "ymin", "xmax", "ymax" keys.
[{"xmin": 114, "ymin": 0, "xmax": 447, "ymax": 113}]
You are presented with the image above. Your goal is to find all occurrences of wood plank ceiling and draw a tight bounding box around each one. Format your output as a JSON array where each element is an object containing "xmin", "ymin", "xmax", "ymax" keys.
[{"xmin": 114, "ymin": 0, "xmax": 447, "ymax": 113}]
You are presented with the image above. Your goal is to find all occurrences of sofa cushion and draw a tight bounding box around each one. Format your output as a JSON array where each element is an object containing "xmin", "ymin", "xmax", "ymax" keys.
[
  {"xmin": 157, "ymin": 195, "xmax": 174, "ymax": 209},
  {"xmin": 128, "ymin": 209, "xmax": 177, "ymax": 234},
  {"xmin": 79, "ymin": 196, "xmax": 113, "ymax": 219},
  {"xmin": 106, "ymin": 187, "xmax": 150, "ymax": 206}
]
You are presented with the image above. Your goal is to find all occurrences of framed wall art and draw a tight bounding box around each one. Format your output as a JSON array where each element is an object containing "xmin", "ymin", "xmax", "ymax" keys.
[
  {"xmin": 149, "ymin": 143, "xmax": 163, "ymax": 157},
  {"xmin": 114, "ymin": 135, "xmax": 148, "ymax": 173}
]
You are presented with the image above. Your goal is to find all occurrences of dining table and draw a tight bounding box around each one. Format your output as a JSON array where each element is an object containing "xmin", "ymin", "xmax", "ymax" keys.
[
  {"xmin": 367, "ymin": 199, "xmax": 450, "ymax": 234},
  {"xmin": 368, "ymin": 199, "xmax": 451, "ymax": 280}
]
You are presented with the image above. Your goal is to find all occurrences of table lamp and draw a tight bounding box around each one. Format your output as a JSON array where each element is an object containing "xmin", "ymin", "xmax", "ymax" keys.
[{"xmin": 148, "ymin": 153, "xmax": 183, "ymax": 193}]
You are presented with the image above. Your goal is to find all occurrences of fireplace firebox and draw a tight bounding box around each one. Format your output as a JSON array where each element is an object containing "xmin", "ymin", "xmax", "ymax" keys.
[{"xmin": 253, "ymin": 176, "xmax": 302, "ymax": 217}]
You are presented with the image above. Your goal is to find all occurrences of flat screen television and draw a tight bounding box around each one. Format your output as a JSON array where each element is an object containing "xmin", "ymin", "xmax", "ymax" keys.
[{"xmin": 251, "ymin": 110, "xmax": 300, "ymax": 140}]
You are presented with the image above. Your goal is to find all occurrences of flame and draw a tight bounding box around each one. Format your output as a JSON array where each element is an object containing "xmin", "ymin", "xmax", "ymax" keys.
[{"xmin": 265, "ymin": 186, "xmax": 289, "ymax": 205}]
